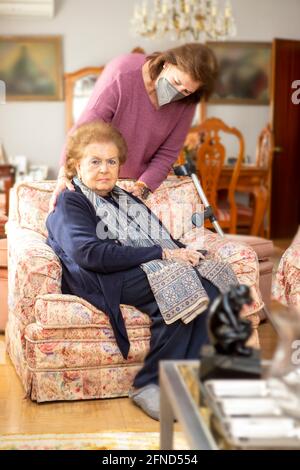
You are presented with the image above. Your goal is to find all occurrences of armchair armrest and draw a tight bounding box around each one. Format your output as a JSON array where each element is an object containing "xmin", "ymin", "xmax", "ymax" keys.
[
  {"xmin": 7, "ymin": 224, "xmax": 62, "ymax": 324},
  {"xmin": 180, "ymin": 226, "xmax": 264, "ymax": 329},
  {"xmin": 35, "ymin": 294, "xmax": 108, "ymax": 328},
  {"xmin": 34, "ymin": 293, "xmax": 151, "ymax": 329}
]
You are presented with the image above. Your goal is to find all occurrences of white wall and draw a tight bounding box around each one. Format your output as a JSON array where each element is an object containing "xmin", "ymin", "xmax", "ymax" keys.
[{"xmin": 0, "ymin": 0, "xmax": 300, "ymax": 178}]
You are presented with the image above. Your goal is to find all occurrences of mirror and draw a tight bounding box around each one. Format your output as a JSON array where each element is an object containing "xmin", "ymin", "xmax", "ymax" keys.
[
  {"xmin": 73, "ymin": 74, "xmax": 98, "ymax": 124},
  {"xmin": 64, "ymin": 49, "xmax": 147, "ymax": 132},
  {"xmin": 64, "ymin": 66, "xmax": 104, "ymax": 131}
]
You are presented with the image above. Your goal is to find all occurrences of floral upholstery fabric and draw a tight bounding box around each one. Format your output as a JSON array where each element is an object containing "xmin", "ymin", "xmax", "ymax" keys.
[
  {"xmin": 272, "ymin": 238, "xmax": 300, "ymax": 309},
  {"xmin": 6, "ymin": 178, "xmax": 263, "ymax": 402},
  {"xmin": 30, "ymin": 366, "xmax": 142, "ymax": 402},
  {"xmin": 15, "ymin": 177, "xmax": 201, "ymax": 240}
]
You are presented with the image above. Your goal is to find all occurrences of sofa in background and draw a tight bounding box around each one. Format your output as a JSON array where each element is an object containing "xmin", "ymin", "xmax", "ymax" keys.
[{"xmin": 273, "ymin": 227, "xmax": 300, "ymax": 309}]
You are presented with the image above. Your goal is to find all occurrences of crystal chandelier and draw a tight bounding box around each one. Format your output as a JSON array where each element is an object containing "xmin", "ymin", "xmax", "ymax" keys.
[{"xmin": 131, "ymin": 0, "xmax": 237, "ymax": 42}]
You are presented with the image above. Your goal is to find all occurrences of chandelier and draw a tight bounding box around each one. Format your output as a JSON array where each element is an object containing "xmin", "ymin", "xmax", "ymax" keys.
[{"xmin": 131, "ymin": 0, "xmax": 237, "ymax": 42}]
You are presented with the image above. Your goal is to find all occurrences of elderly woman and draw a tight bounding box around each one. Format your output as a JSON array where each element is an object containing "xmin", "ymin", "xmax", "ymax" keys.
[{"xmin": 46, "ymin": 120, "xmax": 238, "ymax": 420}]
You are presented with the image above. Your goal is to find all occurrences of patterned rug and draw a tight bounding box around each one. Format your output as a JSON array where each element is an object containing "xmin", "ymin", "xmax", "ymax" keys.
[{"xmin": 0, "ymin": 431, "xmax": 189, "ymax": 450}]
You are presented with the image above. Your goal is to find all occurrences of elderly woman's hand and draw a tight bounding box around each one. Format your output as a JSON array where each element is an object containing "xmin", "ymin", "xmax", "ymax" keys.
[
  {"xmin": 49, "ymin": 175, "xmax": 75, "ymax": 213},
  {"xmin": 162, "ymin": 248, "xmax": 205, "ymax": 266}
]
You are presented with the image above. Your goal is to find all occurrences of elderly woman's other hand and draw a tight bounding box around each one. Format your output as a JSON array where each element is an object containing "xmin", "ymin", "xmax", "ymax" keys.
[
  {"xmin": 49, "ymin": 174, "xmax": 75, "ymax": 213},
  {"xmin": 162, "ymin": 248, "xmax": 205, "ymax": 266}
]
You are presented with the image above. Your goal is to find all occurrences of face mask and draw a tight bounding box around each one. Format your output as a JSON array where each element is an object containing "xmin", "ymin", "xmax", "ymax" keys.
[{"xmin": 155, "ymin": 76, "xmax": 185, "ymax": 107}]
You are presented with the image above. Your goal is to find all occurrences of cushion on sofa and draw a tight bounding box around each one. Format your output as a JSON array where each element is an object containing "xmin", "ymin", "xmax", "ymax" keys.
[
  {"xmin": 273, "ymin": 242, "xmax": 300, "ymax": 307},
  {"xmin": 14, "ymin": 177, "xmax": 201, "ymax": 241}
]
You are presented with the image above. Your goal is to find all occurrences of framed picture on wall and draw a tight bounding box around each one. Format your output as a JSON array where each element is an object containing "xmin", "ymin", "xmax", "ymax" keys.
[
  {"xmin": 0, "ymin": 35, "xmax": 63, "ymax": 101},
  {"xmin": 208, "ymin": 41, "xmax": 272, "ymax": 105}
]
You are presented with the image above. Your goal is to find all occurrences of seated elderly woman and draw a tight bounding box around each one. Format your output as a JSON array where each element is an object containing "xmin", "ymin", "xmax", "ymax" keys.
[{"xmin": 46, "ymin": 120, "xmax": 238, "ymax": 420}]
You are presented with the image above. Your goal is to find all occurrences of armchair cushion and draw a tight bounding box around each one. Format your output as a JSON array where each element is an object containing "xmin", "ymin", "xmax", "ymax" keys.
[
  {"xmin": 15, "ymin": 177, "xmax": 200, "ymax": 241},
  {"xmin": 16, "ymin": 182, "xmax": 55, "ymax": 237}
]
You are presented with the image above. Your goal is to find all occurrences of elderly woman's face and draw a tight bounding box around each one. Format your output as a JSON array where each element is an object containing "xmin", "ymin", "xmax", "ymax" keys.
[{"xmin": 76, "ymin": 141, "xmax": 120, "ymax": 196}]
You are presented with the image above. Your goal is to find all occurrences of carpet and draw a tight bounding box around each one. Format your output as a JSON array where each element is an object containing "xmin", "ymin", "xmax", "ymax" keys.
[{"xmin": 0, "ymin": 431, "xmax": 189, "ymax": 450}]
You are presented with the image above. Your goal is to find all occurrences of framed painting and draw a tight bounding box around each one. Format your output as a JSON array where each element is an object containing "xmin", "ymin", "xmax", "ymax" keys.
[
  {"xmin": 208, "ymin": 41, "xmax": 272, "ymax": 105},
  {"xmin": 0, "ymin": 35, "xmax": 63, "ymax": 101}
]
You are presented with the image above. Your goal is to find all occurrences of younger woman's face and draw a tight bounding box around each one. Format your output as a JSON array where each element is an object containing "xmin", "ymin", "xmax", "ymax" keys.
[
  {"xmin": 159, "ymin": 63, "xmax": 201, "ymax": 97},
  {"xmin": 76, "ymin": 142, "xmax": 120, "ymax": 196}
]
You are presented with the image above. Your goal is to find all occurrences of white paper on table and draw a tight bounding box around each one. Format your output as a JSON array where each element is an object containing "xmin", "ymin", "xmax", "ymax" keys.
[
  {"xmin": 217, "ymin": 398, "xmax": 282, "ymax": 416},
  {"xmin": 206, "ymin": 380, "xmax": 269, "ymax": 398},
  {"xmin": 226, "ymin": 417, "xmax": 297, "ymax": 439}
]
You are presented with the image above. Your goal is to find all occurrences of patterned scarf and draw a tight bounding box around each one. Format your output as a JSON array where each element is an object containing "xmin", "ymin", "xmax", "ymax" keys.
[{"xmin": 74, "ymin": 177, "xmax": 238, "ymax": 324}]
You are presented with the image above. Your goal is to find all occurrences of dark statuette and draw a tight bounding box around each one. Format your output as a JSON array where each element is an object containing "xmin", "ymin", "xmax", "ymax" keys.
[{"xmin": 199, "ymin": 285, "xmax": 261, "ymax": 382}]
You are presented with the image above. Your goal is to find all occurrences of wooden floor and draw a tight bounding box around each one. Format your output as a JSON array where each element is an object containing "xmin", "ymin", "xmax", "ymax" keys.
[
  {"xmin": 0, "ymin": 335, "xmax": 161, "ymax": 435},
  {"xmin": 0, "ymin": 238, "xmax": 290, "ymax": 436}
]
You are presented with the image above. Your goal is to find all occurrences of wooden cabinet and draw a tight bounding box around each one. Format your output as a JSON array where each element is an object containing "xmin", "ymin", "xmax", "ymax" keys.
[{"xmin": 0, "ymin": 164, "xmax": 16, "ymax": 238}]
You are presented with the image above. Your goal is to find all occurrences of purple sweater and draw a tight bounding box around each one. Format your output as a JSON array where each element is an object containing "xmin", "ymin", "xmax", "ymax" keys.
[{"xmin": 61, "ymin": 53, "xmax": 196, "ymax": 192}]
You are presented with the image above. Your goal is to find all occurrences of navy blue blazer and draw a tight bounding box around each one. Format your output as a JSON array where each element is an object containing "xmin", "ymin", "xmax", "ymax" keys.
[{"xmin": 46, "ymin": 184, "xmax": 184, "ymax": 359}]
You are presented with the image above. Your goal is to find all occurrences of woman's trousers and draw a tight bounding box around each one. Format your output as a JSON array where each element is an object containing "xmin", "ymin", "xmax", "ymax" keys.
[{"xmin": 120, "ymin": 266, "xmax": 220, "ymax": 388}]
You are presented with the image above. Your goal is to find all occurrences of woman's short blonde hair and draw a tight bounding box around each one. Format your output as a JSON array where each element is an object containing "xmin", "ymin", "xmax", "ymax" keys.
[{"xmin": 64, "ymin": 120, "xmax": 128, "ymax": 179}]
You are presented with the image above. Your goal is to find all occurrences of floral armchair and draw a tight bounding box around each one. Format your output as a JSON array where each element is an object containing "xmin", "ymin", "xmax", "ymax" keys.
[
  {"xmin": 273, "ymin": 228, "xmax": 300, "ymax": 309},
  {"xmin": 5, "ymin": 177, "xmax": 263, "ymax": 402}
]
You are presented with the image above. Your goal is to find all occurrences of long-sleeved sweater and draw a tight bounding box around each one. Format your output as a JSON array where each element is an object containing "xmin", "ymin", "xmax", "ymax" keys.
[{"xmin": 60, "ymin": 53, "xmax": 196, "ymax": 192}]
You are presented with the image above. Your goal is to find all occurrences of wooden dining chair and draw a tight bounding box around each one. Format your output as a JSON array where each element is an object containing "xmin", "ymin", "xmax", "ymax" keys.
[
  {"xmin": 192, "ymin": 117, "xmax": 245, "ymax": 234},
  {"xmin": 237, "ymin": 124, "xmax": 274, "ymax": 237}
]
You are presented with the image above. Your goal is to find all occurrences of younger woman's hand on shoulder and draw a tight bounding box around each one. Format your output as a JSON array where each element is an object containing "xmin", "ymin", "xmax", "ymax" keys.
[
  {"xmin": 49, "ymin": 176, "xmax": 75, "ymax": 213},
  {"xmin": 128, "ymin": 181, "xmax": 151, "ymax": 200}
]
